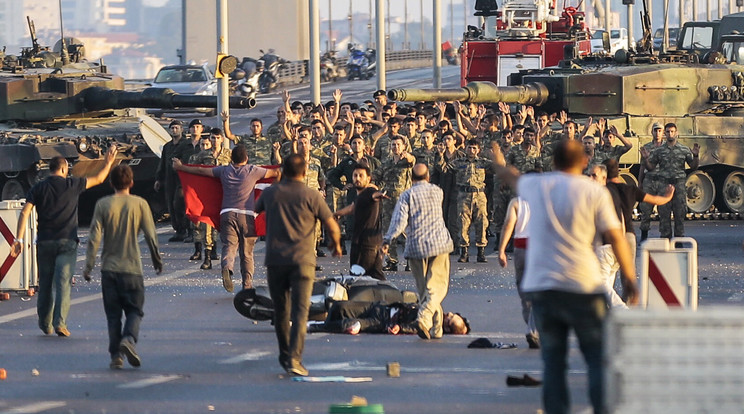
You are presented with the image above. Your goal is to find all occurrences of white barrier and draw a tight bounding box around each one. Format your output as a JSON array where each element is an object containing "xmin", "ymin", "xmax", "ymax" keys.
[
  {"xmin": 639, "ymin": 237, "xmax": 698, "ymax": 310},
  {"xmin": 0, "ymin": 200, "xmax": 37, "ymax": 293}
]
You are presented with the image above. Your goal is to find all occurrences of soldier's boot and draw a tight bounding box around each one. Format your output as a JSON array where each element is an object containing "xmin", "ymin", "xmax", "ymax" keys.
[
  {"xmin": 200, "ymin": 250, "xmax": 212, "ymax": 270},
  {"xmin": 210, "ymin": 248, "xmax": 218, "ymax": 260},
  {"xmin": 477, "ymin": 247, "xmax": 487, "ymax": 263},
  {"xmin": 189, "ymin": 243, "xmax": 202, "ymax": 261},
  {"xmin": 457, "ymin": 247, "xmax": 469, "ymax": 263},
  {"xmin": 493, "ymin": 232, "xmax": 501, "ymax": 251},
  {"xmin": 640, "ymin": 230, "xmax": 648, "ymax": 242}
]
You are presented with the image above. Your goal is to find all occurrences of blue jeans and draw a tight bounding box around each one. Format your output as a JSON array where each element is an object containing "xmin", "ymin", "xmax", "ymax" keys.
[
  {"xmin": 36, "ymin": 239, "xmax": 78, "ymax": 332},
  {"xmin": 101, "ymin": 271, "xmax": 145, "ymax": 357},
  {"xmin": 528, "ymin": 290, "xmax": 608, "ymax": 414}
]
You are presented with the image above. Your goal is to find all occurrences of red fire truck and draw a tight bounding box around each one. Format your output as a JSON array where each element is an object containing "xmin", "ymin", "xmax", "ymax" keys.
[{"xmin": 460, "ymin": 0, "xmax": 592, "ymax": 86}]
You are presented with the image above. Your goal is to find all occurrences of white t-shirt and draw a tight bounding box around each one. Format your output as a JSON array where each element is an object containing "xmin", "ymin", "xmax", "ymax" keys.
[
  {"xmin": 518, "ymin": 172, "xmax": 621, "ymax": 294},
  {"xmin": 514, "ymin": 197, "xmax": 530, "ymax": 239}
]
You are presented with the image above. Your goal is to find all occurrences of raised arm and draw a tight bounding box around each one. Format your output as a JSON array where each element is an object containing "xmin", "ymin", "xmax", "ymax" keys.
[
  {"xmin": 86, "ymin": 146, "xmax": 119, "ymax": 189},
  {"xmin": 221, "ymin": 111, "xmax": 238, "ymax": 144}
]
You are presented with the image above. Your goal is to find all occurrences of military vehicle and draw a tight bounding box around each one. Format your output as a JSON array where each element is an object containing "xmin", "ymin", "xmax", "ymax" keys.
[
  {"xmin": 0, "ymin": 18, "xmax": 254, "ymax": 220},
  {"xmin": 388, "ymin": 37, "xmax": 744, "ymax": 215}
]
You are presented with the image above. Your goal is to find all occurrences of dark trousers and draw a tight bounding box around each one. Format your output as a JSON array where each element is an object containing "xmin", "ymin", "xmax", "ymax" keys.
[
  {"xmin": 220, "ymin": 212, "xmax": 257, "ymax": 289},
  {"xmin": 267, "ymin": 265, "xmax": 315, "ymax": 366},
  {"xmin": 528, "ymin": 290, "xmax": 608, "ymax": 414},
  {"xmin": 101, "ymin": 271, "xmax": 145, "ymax": 357},
  {"xmin": 349, "ymin": 244, "xmax": 385, "ymax": 280},
  {"xmin": 323, "ymin": 301, "xmax": 387, "ymax": 333},
  {"xmin": 165, "ymin": 182, "xmax": 187, "ymax": 234}
]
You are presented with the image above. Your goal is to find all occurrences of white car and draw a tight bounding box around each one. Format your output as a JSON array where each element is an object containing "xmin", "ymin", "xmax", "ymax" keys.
[
  {"xmin": 591, "ymin": 29, "xmax": 635, "ymax": 55},
  {"xmin": 148, "ymin": 64, "xmax": 218, "ymax": 116}
]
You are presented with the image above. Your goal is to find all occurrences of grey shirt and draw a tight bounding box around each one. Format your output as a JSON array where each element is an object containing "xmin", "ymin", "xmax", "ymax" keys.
[
  {"xmin": 212, "ymin": 163, "xmax": 268, "ymax": 213},
  {"xmin": 256, "ymin": 179, "xmax": 333, "ymax": 267}
]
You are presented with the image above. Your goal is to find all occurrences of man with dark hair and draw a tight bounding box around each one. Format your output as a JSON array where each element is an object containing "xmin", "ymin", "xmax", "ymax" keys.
[
  {"xmin": 174, "ymin": 144, "xmax": 280, "ymax": 292},
  {"xmin": 383, "ymin": 163, "xmax": 454, "ymax": 339},
  {"xmin": 640, "ymin": 122, "xmax": 699, "ymax": 239},
  {"xmin": 492, "ymin": 139, "xmax": 638, "ymax": 414},
  {"xmin": 12, "ymin": 146, "xmax": 118, "ymax": 337},
  {"xmin": 223, "ymin": 115, "xmax": 275, "ymax": 166},
  {"xmin": 256, "ymin": 153, "xmax": 342, "ymax": 377},
  {"xmin": 83, "ymin": 165, "xmax": 163, "ymax": 370},
  {"xmin": 155, "ymin": 119, "xmax": 192, "ymax": 242},
  {"xmin": 334, "ymin": 164, "xmax": 386, "ymax": 280}
]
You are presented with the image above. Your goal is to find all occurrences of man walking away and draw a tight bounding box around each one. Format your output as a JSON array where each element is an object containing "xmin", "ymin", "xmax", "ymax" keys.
[
  {"xmin": 492, "ymin": 140, "xmax": 638, "ymax": 414},
  {"xmin": 12, "ymin": 146, "xmax": 118, "ymax": 337},
  {"xmin": 83, "ymin": 165, "xmax": 163, "ymax": 369},
  {"xmin": 382, "ymin": 163, "xmax": 454, "ymax": 340},
  {"xmin": 256, "ymin": 154, "xmax": 342, "ymax": 377}
]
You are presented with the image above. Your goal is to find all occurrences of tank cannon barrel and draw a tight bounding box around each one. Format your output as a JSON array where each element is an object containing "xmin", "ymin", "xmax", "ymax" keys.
[
  {"xmin": 82, "ymin": 87, "xmax": 256, "ymax": 112},
  {"xmin": 387, "ymin": 81, "xmax": 550, "ymax": 105}
]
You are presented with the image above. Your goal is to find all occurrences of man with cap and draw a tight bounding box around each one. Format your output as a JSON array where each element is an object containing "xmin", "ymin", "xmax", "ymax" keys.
[
  {"xmin": 373, "ymin": 89, "xmax": 387, "ymax": 108},
  {"xmin": 638, "ymin": 122, "xmax": 666, "ymax": 241},
  {"xmin": 155, "ymin": 119, "xmax": 193, "ymax": 242}
]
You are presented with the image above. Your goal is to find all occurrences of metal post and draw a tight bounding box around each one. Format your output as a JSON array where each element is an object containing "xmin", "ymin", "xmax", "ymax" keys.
[
  {"xmin": 404, "ymin": 0, "xmax": 409, "ymax": 49},
  {"xmin": 628, "ymin": 3, "xmax": 634, "ymax": 50},
  {"xmin": 450, "ymin": 0, "xmax": 454, "ymax": 42},
  {"xmin": 369, "ymin": 0, "xmax": 374, "ymax": 48},
  {"xmin": 662, "ymin": 0, "xmax": 669, "ymax": 52},
  {"xmin": 376, "ymin": 0, "xmax": 386, "ymax": 90},
  {"xmin": 386, "ymin": 0, "xmax": 391, "ymax": 51},
  {"xmin": 181, "ymin": 0, "xmax": 187, "ymax": 64},
  {"xmin": 706, "ymin": 0, "xmax": 711, "ymax": 21},
  {"xmin": 349, "ymin": 0, "xmax": 353, "ymax": 46},
  {"xmin": 310, "ymin": 0, "xmax": 321, "ymax": 104},
  {"xmin": 420, "ymin": 0, "xmax": 425, "ymax": 49},
  {"xmin": 692, "ymin": 0, "xmax": 698, "ymax": 21},
  {"xmin": 328, "ymin": 0, "xmax": 333, "ymax": 51},
  {"xmin": 217, "ymin": 0, "xmax": 228, "ymax": 118},
  {"xmin": 718, "ymin": 0, "xmax": 722, "ymax": 18},
  {"xmin": 434, "ymin": 0, "xmax": 442, "ymax": 88},
  {"xmin": 729, "ymin": 0, "xmax": 734, "ymax": 14},
  {"xmin": 605, "ymin": 0, "xmax": 611, "ymax": 31},
  {"xmin": 648, "ymin": 0, "xmax": 653, "ymax": 30},
  {"xmin": 464, "ymin": 0, "xmax": 468, "ymax": 33},
  {"xmin": 679, "ymin": 0, "xmax": 683, "ymax": 27}
]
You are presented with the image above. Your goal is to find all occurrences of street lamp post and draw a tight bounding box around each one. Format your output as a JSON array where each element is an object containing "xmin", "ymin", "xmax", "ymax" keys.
[
  {"xmin": 217, "ymin": 0, "xmax": 228, "ymax": 118},
  {"xmin": 376, "ymin": 0, "xmax": 386, "ymax": 89},
  {"xmin": 420, "ymin": 0, "xmax": 425, "ymax": 50},
  {"xmin": 404, "ymin": 0, "xmax": 409, "ymax": 50},
  {"xmin": 329, "ymin": 0, "xmax": 333, "ymax": 51},
  {"xmin": 434, "ymin": 0, "xmax": 442, "ymax": 87},
  {"xmin": 349, "ymin": 0, "xmax": 353, "ymax": 46},
  {"xmin": 310, "ymin": 0, "xmax": 321, "ymax": 104}
]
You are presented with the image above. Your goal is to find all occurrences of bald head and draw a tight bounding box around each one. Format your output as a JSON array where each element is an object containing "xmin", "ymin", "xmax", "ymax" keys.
[
  {"xmin": 554, "ymin": 139, "xmax": 588, "ymax": 172},
  {"xmin": 412, "ymin": 163, "xmax": 429, "ymax": 182}
]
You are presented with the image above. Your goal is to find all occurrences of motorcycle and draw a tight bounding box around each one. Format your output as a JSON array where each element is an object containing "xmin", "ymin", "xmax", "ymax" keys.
[
  {"xmin": 346, "ymin": 45, "xmax": 375, "ymax": 80},
  {"xmin": 233, "ymin": 265, "xmax": 417, "ymax": 321},
  {"xmin": 229, "ymin": 57, "xmax": 260, "ymax": 100},
  {"xmin": 257, "ymin": 49, "xmax": 287, "ymax": 94},
  {"xmin": 320, "ymin": 50, "xmax": 340, "ymax": 82}
]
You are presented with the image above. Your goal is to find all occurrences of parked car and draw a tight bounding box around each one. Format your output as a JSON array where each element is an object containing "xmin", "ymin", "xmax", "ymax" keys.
[
  {"xmin": 592, "ymin": 29, "xmax": 635, "ymax": 55},
  {"xmin": 148, "ymin": 64, "xmax": 218, "ymax": 116},
  {"xmin": 591, "ymin": 29, "xmax": 609, "ymax": 54},
  {"xmin": 653, "ymin": 27, "xmax": 680, "ymax": 50}
]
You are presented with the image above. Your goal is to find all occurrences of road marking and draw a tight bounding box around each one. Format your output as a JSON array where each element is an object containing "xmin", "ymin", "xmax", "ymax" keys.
[
  {"xmin": 218, "ymin": 350, "xmax": 273, "ymax": 364},
  {"xmin": 117, "ymin": 374, "xmax": 182, "ymax": 389},
  {"xmin": 0, "ymin": 268, "xmax": 200, "ymax": 325},
  {"xmin": 727, "ymin": 292, "xmax": 744, "ymax": 302},
  {"xmin": 0, "ymin": 402, "xmax": 67, "ymax": 414}
]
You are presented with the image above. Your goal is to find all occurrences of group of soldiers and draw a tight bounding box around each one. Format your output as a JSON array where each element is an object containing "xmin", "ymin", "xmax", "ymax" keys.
[{"xmin": 155, "ymin": 87, "xmax": 698, "ymax": 273}]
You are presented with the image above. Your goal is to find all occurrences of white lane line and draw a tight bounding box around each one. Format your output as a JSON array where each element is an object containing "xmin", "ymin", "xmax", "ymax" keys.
[
  {"xmin": 0, "ymin": 268, "xmax": 200, "ymax": 325},
  {"xmin": 0, "ymin": 402, "xmax": 67, "ymax": 414},
  {"xmin": 117, "ymin": 374, "xmax": 182, "ymax": 389},
  {"xmin": 218, "ymin": 350, "xmax": 273, "ymax": 364}
]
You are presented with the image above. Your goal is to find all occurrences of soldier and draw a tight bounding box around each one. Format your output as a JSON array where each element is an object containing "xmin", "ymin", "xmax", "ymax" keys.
[
  {"xmin": 372, "ymin": 117, "xmax": 406, "ymax": 162},
  {"xmin": 506, "ymin": 127, "xmax": 543, "ymax": 173},
  {"xmin": 403, "ymin": 116, "xmax": 421, "ymax": 149},
  {"xmin": 641, "ymin": 122, "xmax": 699, "ymax": 239},
  {"xmin": 188, "ymin": 136, "xmax": 220, "ymax": 270},
  {"xmin": 435, "ymin": 132, "xmax": 466, "ymax": 246},
  {"xmin": 297, "ymin": 133, "xmax": 327, "ymax": 261},
  {"xmin": 536, "ymin": 111, "xmax": 558, "ymax": 172},
  {"xmin": 638, "ymin": 122, "xmax": 666, "ymax": 241},
  {"xmin": 372, "ymin": 136, "xmax": 416, "ymax": 271},
  {"xmin": 439, "ymin": 139, "xmax": 495, "ymax": 263},
  {"xmin": 594, "ymin": 125, "xmax": 633, "ymax": 163},
  {"xmin": 412, "ymin": 129, "xmax": 438, "ymax": 179},
  {"xmin": 265, "ymin": 107, "xmax": 287, "ymax": 143},
  {"xmin": 223, "ymin": 115, "xmax": 275, "ymax": 166},
  {"xmin": 154, "ymin": 120, "xmax": 192, "ymax": 242}
]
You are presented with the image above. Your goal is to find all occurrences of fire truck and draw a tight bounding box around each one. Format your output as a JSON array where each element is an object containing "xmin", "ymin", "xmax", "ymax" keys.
[{"xmin": 460, "ymin": 0, "xmax": 592, "ymax": 86}]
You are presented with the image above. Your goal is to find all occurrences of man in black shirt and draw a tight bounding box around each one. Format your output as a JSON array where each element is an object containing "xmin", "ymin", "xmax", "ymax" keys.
[
  {"xmin": 12, "ymin": 147, "xmax": 118, "ymax": 337},
  {"xmin": 255, "ymin": 154, "xmax": 342, "ymax": 377},
  {"xmin": 334, "ymin": 165, "xmax": 386, "ymax": 280}
]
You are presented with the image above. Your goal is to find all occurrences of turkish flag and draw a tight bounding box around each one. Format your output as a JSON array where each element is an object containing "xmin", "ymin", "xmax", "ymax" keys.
[{"xmin": 178, "ymin": 165, "xmax": 278, "ymax": 236}]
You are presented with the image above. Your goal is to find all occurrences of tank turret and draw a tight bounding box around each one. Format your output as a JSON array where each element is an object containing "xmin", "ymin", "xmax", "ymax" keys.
[{"xmin": 388, "ymin": 61, "xmax": 744, "ymax": 215}]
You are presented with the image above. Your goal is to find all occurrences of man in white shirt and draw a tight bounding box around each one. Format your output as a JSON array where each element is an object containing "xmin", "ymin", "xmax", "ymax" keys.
[{"xmin": 492, "ymin": 140, "xmax": 638, "ymax": 414}]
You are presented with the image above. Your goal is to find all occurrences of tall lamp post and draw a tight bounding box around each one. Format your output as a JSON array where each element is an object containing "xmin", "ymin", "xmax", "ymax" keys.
[{"xmin": 434, "ymin": 0, "xmax": 442, "ymax": 87}]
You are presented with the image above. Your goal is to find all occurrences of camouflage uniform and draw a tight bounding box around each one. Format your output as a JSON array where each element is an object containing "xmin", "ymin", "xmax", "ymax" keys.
[
  {"xmin": 647, "ymin": 142, "xmax": 695, "ymax": 238},
  {"xmin": 265, "ymin": 121, "xmax": 283, "ymax": 143},
  {"xmin": 435, "ymin": 149, "xmax": 466, "ymax": 244},
  {"xmin": 304, "ymin": 156, "xmax": 326, "ymax": 247},
  {"xmin": 215, "ymin": 147, "xmax": 232, "ymax": 166},
  {"xmin": 493, "ymin": 143, "xmax": 542, "ymax": 235},
  {"xmin": 238, "ymin": 134, "xmax": 274, "ymax": 166},
  {"xmin": 593, "ymin": 144, "xmax": 630, "ymax": 165},
  {"xmin": 372, "ymin": 157, "xmax": 413, "ymax": 264},
  {"xmin": 539, "ymin": 131, "xmax": 560, "ymax": 173},
  {"xmin": 440, "ymin": 156, "xmax": 495, "ymax": 248},
  {"xmin": 188, "ymin": 150, "xmax": 219, "ymax": 251},
  {"xmin": 412, "ymin": 146, "xmax": 438, "ymax": 181},
  {"xmin": 639, "ymin": 141, "xmax": 665, "ymax": 233},
  {"xmin": 373, "ymin": 134, "xmax": 410, "ymax": 162}
]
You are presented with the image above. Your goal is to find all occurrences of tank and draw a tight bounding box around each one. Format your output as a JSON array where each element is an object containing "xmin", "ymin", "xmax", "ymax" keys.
[
  {"xmin": 388, "ymin": 57, "xmax": 744, "ymax": 215},
  {"xmin": 0, "ymin": 24, "xmax": 255, "ymax": 221}
]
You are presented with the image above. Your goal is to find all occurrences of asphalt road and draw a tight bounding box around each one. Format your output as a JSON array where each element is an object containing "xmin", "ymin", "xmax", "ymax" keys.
[{"xmin": 1, "ymin": 220, "xmax": 743, "ymax": 414}]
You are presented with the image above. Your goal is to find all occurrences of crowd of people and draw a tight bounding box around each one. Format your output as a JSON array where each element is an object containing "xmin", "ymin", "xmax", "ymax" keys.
[{"xmin": 11, "ymin": 83, "xmax": 702, "ymax": 414}]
